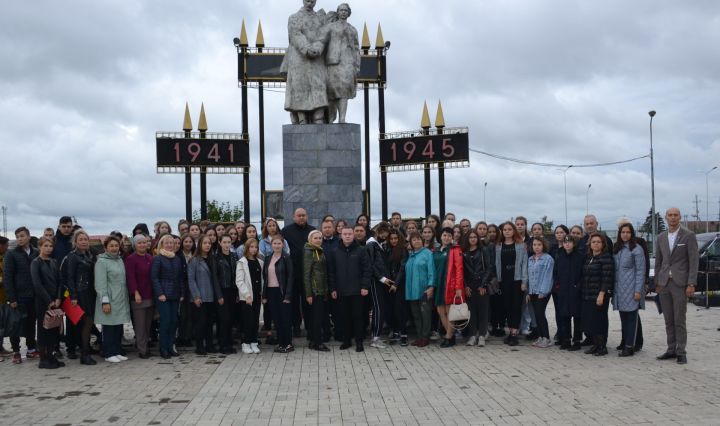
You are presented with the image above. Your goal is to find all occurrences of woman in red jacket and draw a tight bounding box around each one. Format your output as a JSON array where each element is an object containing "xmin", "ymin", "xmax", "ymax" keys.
[{"xmin": 433, "ymin": 228, "xmax": 465, "ymax": 348}]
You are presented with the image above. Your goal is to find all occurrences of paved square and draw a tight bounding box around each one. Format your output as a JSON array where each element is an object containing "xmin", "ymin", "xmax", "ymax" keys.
[{"xmin": 1, "ymin": 303, "xmax": 719, "ymax": 425}]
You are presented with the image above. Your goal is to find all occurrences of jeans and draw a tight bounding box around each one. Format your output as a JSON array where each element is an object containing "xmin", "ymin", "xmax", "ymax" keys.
[
  {"xmin": 10, "ymin": 301, "xmax": 37, "ymax": 353},
  {"xmin": 529, "ymin": 295, "xmax": 550, "ymax": 339},
  {"xmin": 156, "ymin": 299, "xmax": 178, "ymax": 353},
  {"xmin": 409, "ymin": 299, "xmax": 432, "ymax": 339},
  {"xmin": 267, "ymin": 287, "xmax": 292, "ymax": 347},
  {"xmin": 466, "ymin": 290, "xmax": 489, "ymax": 337},
  {"xmin": 101, "ymin": 324, "xmax": 123, "ymax": 357},
  {"xmin": 619, "ymin": 310, "xmax": 639, "ymax": 349},
  {"xmin": 520, "ymin": 297, "xmax": 537, "ymax": 332}
]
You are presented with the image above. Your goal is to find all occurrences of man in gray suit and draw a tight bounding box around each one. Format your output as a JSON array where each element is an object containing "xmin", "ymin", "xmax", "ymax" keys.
[{"xmin": 654, "ymin": 207, "xmax": 699, "ymax": 364}]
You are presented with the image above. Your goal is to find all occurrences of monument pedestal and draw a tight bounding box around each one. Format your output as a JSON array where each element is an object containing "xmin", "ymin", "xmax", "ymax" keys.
[{"xmin": 283, "ymin": 124, "xmax": 362, "ymax": 227}]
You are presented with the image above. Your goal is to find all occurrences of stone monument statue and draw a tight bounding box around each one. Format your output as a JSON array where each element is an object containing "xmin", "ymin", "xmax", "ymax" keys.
[
  {"xmin": 281, "ymin": 0, "xmax": 359, "ymax": 124},
  {"xmin": 325, "ymin": 3, "xmax": 360, "ymax": 124}
]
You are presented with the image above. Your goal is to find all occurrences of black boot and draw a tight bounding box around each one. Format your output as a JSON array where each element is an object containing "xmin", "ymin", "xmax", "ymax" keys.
[
  {"xmin": 560, "ymin": 340, "xmax": 572, "ymax": 350},
  {"xmin": 618, "ymin": 346, "xmax": 634, "ymax": 357},
  {"xmin": 584, "ymin": 336, "xmax": 599, "ymax": 355},
  {"xmin": 80, "ymin": 352, "xmax": 97, "ymax": 365},
  {"xmin": 594, "ymin": 335, "xmax": 608, "ymax": 356},
  {"xmin": 38, "ymin": 348, "xmax": 59, "ymax": 369}
]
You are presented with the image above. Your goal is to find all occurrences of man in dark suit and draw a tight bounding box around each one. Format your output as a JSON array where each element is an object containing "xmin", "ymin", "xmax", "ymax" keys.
[{"xmin": 654, "ymin": 207, "xmax": 699, "ymax": 364}]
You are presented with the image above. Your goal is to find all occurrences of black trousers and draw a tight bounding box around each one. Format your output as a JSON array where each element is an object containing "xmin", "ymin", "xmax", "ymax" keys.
[
  {"xmin": 582, "ymin": 297, "xmax": 609, "ymax": 337},
  {"xmin": 502, "ymin": 280, "xmax": 523, "ymax": 330},
  {"xmin": 101, "ymin": 324, "xmax": 123, "ymax": 357},
  {"xmin": 177, "ymin": 298, "xmax": 194, "ymax": 343},
  {"xmin": 241, "ymin": 298, "xmax": 261, "ymax": 344},
  {"xmin": 467, "ymin": 290, "xmax": 489, "ymax": 337},
  {"xmin": 340, "ymin": 295, "xmax": 365, "ymax": 345},
  {"xmin": 530, "ymin": 295, "xmax": 550, "ymax": 339},
  {"xmin": 194, "ymin": 302, "xmax": 216, "ymax": 350},
  {"xmin": 387, "ymin": 285, "xmax": 408, "ymax": 335},
  {"xmin": 369, "ymin": 282, "xmax": 387, "ymax": 339},
  {"xmin": 309, "ymin": 295, "xmax": 327, "ymax": 345},
  {"xmin": 217, "ymin": 288, "xmax": 237, "ymax": 349},
  {"xmin": 10, "ymin": 301, "xmax": 37, "ymax": 352},
  {"xmin": 267, "ymin": 287, "xmax": 292, "ymax": 347},
  {"xmin": 489, "ymin": 293, "xmax": 506, "ymax": 330},
  {"xmin": 65, "ymin": 318, "xmax": 79, "ymax": 352}
]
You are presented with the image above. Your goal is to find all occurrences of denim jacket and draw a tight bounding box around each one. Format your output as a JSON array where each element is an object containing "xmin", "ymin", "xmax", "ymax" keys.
[{"xmin": 528, "ymin": 253, "xmax": 554, "ymax": 297}]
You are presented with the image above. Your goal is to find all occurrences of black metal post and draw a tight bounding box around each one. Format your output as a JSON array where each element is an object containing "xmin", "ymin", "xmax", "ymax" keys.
[
  {"xmin": 423, "ymin": 126, "xmax": 431, "ymax": 217},
  {"xmin": 437, "ymin": 126, "xmax": 445, "ymax": 219},
  {"xmin": 199, "ymin": 130, "xmax": 208, "ymax": 220},
  {"xmin": 363, "ymin": 65, "xmax": 371, "ymax": 219},
  {"xmin": 258, "ymin": 53, "xmax": 266, "ymax": 222},
  {"xmin": 184, "ymin": 129, "xmax": 192, "ymax": 222},
  {"xmin": 241, "ymin": 47, "xmax": 251, "ymax": 224},
  {"xmin": 377, "ymin": 48, "xmax": 387, "ymax": 221}
]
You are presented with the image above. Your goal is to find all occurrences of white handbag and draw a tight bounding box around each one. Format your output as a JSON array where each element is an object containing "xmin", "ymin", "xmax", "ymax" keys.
[{"xmin": 448, "ymin": 295, "xmax": 470, "ymax": 329}]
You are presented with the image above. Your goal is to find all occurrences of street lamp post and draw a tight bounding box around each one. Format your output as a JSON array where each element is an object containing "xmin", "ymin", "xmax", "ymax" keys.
[
  {"xmin": 649, "ymin": 110, "xmax": 657, "ymax": 252},
  {"xmin": 705, "ymin": 166, "xmax": 717, "ymax": 232},
  {"xmin": 586, "ymin": 183, "xmax": 592, "ymax": 215},
  {"xmin": 483, "ymin": 182, "xmax": 487, "ymax": 221},
  {"xmin": 563, "ymin": 165, "xmax": 573, "ymax": 225}
]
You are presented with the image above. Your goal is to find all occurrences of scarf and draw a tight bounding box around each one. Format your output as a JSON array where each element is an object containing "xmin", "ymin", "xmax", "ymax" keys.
[{"xmin": 159, "ymin": 248, "xmax": 176, "ymax": 258}]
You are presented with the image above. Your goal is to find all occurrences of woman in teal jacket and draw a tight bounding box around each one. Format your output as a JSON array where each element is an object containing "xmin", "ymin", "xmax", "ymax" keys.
[
  {"xmin": 404, "ymin": 232, "xmax": 435, "ymax": 347},
  {"xmin": 94, "ymin": 236, "xmax": 131, "ymax": 363}
]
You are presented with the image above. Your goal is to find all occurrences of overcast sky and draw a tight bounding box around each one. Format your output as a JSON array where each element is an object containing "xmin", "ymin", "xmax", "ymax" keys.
[{"xmin": 2, "ymin": 0, "xmax": 720, "ymax": 236}]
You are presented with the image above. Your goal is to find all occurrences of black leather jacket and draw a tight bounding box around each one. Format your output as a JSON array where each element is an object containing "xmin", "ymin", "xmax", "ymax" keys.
[
  {"xmin": 262, "ymin": 254, "xmax": 294, "ymax": 301},
  {"xmin": 215, "ymin": 252, "xmax": 238, "ymax": 290},
  {"xmin": 462, "ymin": 246, "xmax": 494, "ymax": 291},
  {"xmin": 62, "ymin": 249, "xmax": 96, "ymax": 298}
]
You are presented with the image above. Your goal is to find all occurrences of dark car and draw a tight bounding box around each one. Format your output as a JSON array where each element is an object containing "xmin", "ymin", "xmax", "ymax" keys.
[{"xmin": 648, "ymin": 232, "xmax": 720, "ymax": 294}]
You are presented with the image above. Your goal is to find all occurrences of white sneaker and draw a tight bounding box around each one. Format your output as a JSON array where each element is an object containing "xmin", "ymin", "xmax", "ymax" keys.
[
  {"xmin": 466, "ymin": 336, "xmax": 477, "ymax": 346},
  {"xmin": 105, "ymin": 356, "xmax": 121, "ymax": 363},
  {"xmin": 370, "ymin": 338, "xmax": 386, "ymax": 349},
  {"xmin": 477, "ymin": 336, "xmax": 486, "ymax": 347},
  {"xmin": 539, "ymin": 338, "xmax": 553, "ymax": 348},
  {"xmin": 250, "ymin": 343, "xmax": 260, "ymax": 354},
  {"xmin": 116, "ymin": 354, "xmax": 128, "ymax": 361},
  {"xmin": 531, "ymin": 338, "xmax": 542, "ymax": 347},
  {"xmin": 241, "ymin": 343, "xmax": 253, "ymax": 354},
  {"xmin": 430, "ymin": 331, "xmax": 441, "ymax": 341}
]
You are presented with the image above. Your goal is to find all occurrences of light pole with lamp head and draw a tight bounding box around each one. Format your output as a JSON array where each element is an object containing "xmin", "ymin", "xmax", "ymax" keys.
[
  {"xmin": 586, "ymin": 183, "xmax": 592, "ymax": 215},
  {"xmin": 483, "ymin": 182, "xmax": 487, "ymax": 221},
  {"xmin": 563, "ymin": 165, "xmax": 573, "ymax": 225},
  {"xmin": 649, "ymin": 110, "xmax": 657, "ymax": 252},
  {"xmin": 705, "ymin": 166, "xmax": 717, "ymax": 232}
]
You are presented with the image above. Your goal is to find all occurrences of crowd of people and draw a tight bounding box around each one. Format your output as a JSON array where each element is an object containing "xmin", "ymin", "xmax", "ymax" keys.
[{"xmin": 0, "ymin": 206, "xmax": 698, "ymax": 369}]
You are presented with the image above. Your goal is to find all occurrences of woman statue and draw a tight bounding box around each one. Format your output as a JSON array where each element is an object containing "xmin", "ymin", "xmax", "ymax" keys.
[{"xmin": 324, "ymin": 3, "xmax": 360, "ymax": 123}]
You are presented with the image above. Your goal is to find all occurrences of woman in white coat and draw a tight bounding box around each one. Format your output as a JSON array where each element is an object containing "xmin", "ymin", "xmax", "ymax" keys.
[{"xmin": 236, "ymin": 239, "xmax": 264, "ymax": 354}]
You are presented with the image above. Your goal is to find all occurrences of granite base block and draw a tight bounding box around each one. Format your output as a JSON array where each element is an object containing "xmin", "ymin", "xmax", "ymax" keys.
[{"xmin": 283, "ymin": 124, "xmax": 362, "ymax": 227}]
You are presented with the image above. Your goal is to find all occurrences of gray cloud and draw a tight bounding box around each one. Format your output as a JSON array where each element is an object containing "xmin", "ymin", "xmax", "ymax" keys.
[{"xmin": 2, "ymin": 0, "xmax": 720, "ymax": 237}]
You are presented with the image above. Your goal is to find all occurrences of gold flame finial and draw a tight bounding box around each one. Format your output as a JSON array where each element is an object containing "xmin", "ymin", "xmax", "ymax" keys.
[
  {"xmin": 182, "ymin": 102, "xmax": 193, "ymax": 131},
  {"xmin": 420, "ymin": 101, "xmax": 431, "ymax": 129},
  {"xmin": 239, "ymin": 19, "xmax": 248, "ymax": 47},
  {"xmin": 256, "ymin": 21, "xmax": 265, "ymax": 47},
  {"xmin": 435, "ymin": 101, "xmax": 445, "ymax": 128},
  {"xmin": 375, "ymin": 23, "xmax": 385, "ymax": 49},
  {"xmin": 198, "ymin": 103, "xmax": 208, "ymax": 131},
  {"xmin": 361, "ymin": 23, "xmax": 371, "ymax": 49}
]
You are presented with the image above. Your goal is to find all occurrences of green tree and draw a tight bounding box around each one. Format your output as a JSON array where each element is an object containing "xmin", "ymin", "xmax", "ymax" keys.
[
  {"xmin": 539, "ymin": 215, "xmax": 554, "ymax": 235},
  {"xmin": 639, "ymin": 208, "xmax": 666, "ymax": 236},
  {"xmin": 193, "ymin": 200, "xmax": 244, "ymax": 222}
]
